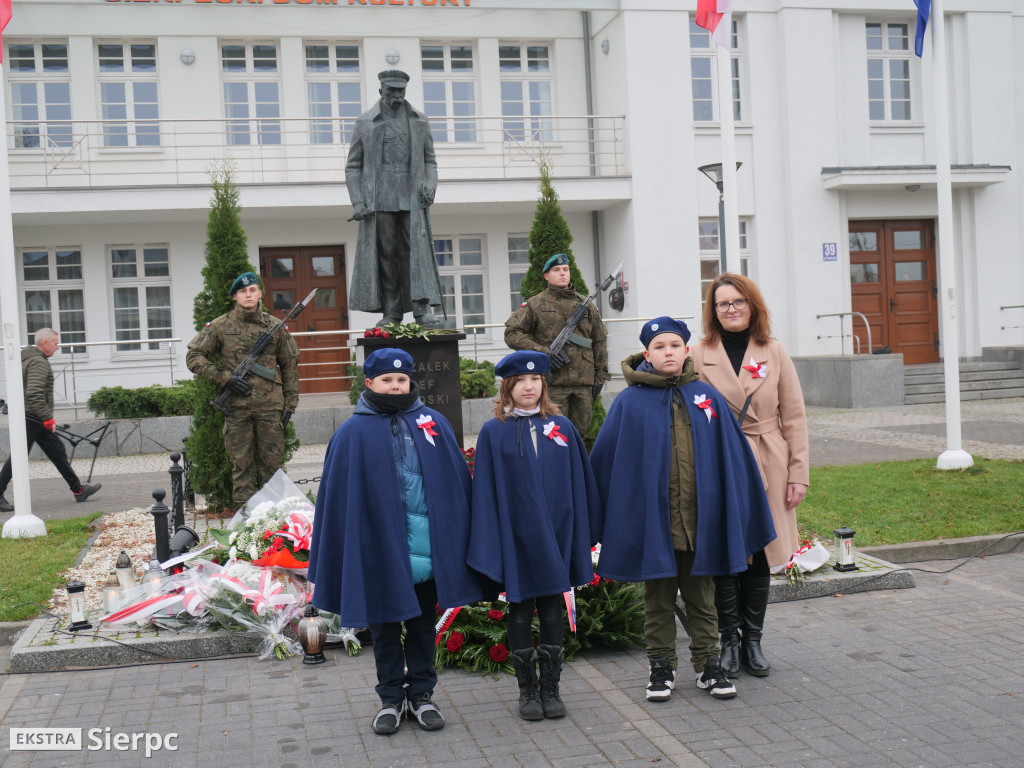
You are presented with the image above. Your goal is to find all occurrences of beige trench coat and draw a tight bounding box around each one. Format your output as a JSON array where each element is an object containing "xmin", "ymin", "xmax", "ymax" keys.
[{"xmin": 691, "ymin": 339, "xmax": 810, "ymax": 568}]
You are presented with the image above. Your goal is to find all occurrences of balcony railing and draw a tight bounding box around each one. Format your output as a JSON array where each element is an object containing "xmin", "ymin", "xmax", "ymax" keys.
[{"xmin": 7, "ymin": 114, "xmax": 627, "ymax": 189}]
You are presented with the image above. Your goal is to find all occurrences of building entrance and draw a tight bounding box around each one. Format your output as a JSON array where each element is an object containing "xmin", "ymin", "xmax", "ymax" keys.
[
  {"xmin": 849, "ymin": 220, "xmax": 939, "ymax": 364},
  {"xmin": 260, "ymin": 245, "xmax": 350, "ymax": 394}
]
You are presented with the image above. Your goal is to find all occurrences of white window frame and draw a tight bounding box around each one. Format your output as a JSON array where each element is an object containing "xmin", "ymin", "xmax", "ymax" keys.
[
  {"xmin": 434, "ymin": 235, "xmax": 487, "ymax": 334},
  {"xmin": 220, "ymin": 40, "xmax": 281, "ymax": 146},
  {"xmin": 698, "ymin": 218, "xmax": 752, "ymax": 302},
  {"xmin": 304, "ymin": 41, "xmax": 362, "ymax": 145},
  {"xmin": 97, "ymin": 40, "xmax": 160, "ymax": 148},
  {"xmin": 498, "ymin": 41, "xmax": 553, "ymax": 143},
  {"xmin": 421, "ymin": 42, "xmax": 477, "ymax": 144},
  {"xmin": 19, "ymin": 246, "xmax": 87, "ymax": 355},
  {"xmin": 689, "ymin": 18, "xmax": 742, "ymax": 124},
  {"xmin": 507, "ymin": 234, "xmax": 530, "ymax": 313},
  {"xmin": 109, "ymin": 244, "xmax": 173, "ymax": 353},
  {"xmin": 5, "ymin": 40, "xmax": 72, "ymax": 149},
  {"xmin": 866, "ymin": 21, "xmax": 914, "ymax": 123}
]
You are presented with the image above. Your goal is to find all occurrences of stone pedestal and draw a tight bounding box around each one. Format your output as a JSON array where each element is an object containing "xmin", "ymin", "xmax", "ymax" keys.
[{"xmin": 357, "ymin": 333, "xmax": 466, "ymax": 445}]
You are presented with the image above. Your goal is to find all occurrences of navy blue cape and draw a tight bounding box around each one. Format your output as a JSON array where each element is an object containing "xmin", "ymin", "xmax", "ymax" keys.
[
  {"xmin": 468, "ymin": 413, "xmax": 601, "ymax": 602},
  {"xmin": 590, "ymin": 380, "xmax": 775, "ymax": 579},
  {"xmin": 308, "ymin": 405, "xmax": 490, "ymax": 626}
]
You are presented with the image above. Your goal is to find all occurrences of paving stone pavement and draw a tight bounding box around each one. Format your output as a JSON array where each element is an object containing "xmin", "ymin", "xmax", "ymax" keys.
[{"xmin": 1, "ymin": 551, "xmax": 1023, "ymax": 768}]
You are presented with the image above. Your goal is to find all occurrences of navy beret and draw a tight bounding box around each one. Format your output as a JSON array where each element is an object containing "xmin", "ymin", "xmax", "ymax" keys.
[
  {"xmin": 230, "ymin": 271, "xmax": 260, "ymax": 295},
  {"xmin": 640, "ymin": 316, "xmax": 691, "ymax": 347},
  {"xmin": 364, "ymin": 347, "xmax": 415, "ymax": 379},
  {"xmin": 542, "ymin": 253, "xmax": 570, "ymax": 273},
  {"xmin": 495, "ymin": 350, "xmax": 550, "ymax": 378}
]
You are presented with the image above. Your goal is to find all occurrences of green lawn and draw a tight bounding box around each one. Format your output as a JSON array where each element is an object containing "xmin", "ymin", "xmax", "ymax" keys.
[
  {"xmin": 799, "ymin": 458, "xmax": 1024, "ymax": 546},
  {"xmin": 0, "ymin": 512, "xmax": 102, "ymax": 622}
]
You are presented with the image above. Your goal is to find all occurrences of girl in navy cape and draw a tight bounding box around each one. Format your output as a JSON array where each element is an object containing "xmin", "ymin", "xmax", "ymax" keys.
[{"xmin": 468, "ymin": 350, "xmax": 602, "ymax": 721}]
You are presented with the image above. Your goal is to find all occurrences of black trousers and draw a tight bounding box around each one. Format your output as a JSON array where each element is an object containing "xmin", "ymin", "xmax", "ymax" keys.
[
  {"xmin": 368, "ymin": 579, "xmax": 438, "ymax": 703},
  {"xmin": 0, "ymin": 418, "xmax": 81, "ymax": 496},
  {"xmin": 375, "ymin": 211, "xmax": 412, "ymax": 320}
]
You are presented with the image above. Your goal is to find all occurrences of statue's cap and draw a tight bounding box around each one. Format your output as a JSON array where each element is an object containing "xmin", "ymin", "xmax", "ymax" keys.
[{"xmin": 378, "ymin": 70, "xmax": 410, "ymax": 88}]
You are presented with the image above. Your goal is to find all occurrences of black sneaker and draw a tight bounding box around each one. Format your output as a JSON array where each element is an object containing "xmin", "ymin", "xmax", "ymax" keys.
[
  {"xmin": 696, "ymin": 656, "xmax": 737, "ymax": 700},
  {"xmin": 74, "ymin": 483, "xmax": 101, "ymax": 503},
  {"xmin": 646, "ymin": 657, "xmax": 676, "ymax": 701},
  {"xmin": 371, "ymin": 700, "xmax": 406, "ymax": 735},
  {"xmin": 408, "ymin": 693, "xmax": 445, "ymax": 731},
  {"xmin": 0, "ymin": 495, "xmax": 13, "ymax": 513}
]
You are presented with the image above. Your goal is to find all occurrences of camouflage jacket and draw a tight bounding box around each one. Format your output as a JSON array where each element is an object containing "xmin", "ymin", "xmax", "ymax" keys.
[
  {"xmin": 186, "ymin": 305, "xmax": 300, "ymax": 412},
  {"xmin": 504, "ymin": 285, "xmax": 610, "ymax": 388}
]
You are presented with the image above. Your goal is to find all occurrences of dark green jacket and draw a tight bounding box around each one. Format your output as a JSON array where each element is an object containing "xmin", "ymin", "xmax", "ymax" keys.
[
  {"xmin": 22, "ymin": 346, "xmax": 55, "ymax": 422},
  {"xmin": 621, "ymin": 352, "xmax": 698, "ymax": 552}
]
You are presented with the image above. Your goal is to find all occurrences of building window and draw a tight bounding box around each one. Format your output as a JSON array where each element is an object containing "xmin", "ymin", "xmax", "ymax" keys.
[
  {"xmin": 434, "ymin": 236, "xmax": 486, "ymax": 333},
  {"xmin": 97, "ymin": 41, "xmax": 160, "ymax": 148},
  {"xmin": 109, "ymin": 245, "xmax": 172, "ymax": 351},
  {"xmin": 866, "ymin": 22, "xmax": 912, "ymax": 121},
  {"xmin": 20, "ymin": 247, "xmax": 86, "ymax": 353},
  {"xmin": 6, "ymin": 41, "xmax": 72, "ymax": 149},
  {"xmin": 507, "ymin": 235, "xmax": 529, "ymax": 312},
  {"xmin": 221, "ymin": 41, "xmax": 280, "ymax": 145},
  {"xmin": 305, "ymin": 42, "xmax": 362, "ymax": 144},
  {"xmin": 698, "ymin": 218, "xmax": 750, "ymax": 301},
  {"xmin": 421, "ymin": 43, "xmax": 477, "ymax": 143},
  {"xmin": 498, "ymin": 42, "xmax": 552, "ymax": 142},
  {"xmin": 690, "ymin": 19, "xmax": 741, "ymax": 123}
]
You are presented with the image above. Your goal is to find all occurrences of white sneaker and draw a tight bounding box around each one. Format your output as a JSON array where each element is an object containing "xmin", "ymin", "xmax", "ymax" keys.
[{"xmin": 646, "ymin": 657, "xmax": 676, "ymax": 701}]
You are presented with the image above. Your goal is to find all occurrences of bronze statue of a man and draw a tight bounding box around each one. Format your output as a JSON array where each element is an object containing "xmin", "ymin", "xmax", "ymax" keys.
[{"xmin": 346, "ymin": 70, "xmax": 444, "ymax": 328}]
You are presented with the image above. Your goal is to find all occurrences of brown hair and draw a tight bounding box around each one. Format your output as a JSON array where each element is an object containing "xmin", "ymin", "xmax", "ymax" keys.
[
  {"xmin": 701, "ymin": 273, "xmax": 773, "ymax": 346},
  {"xmin": 492, "ymin": 374, "xmax": 561, "ymax": 421}
]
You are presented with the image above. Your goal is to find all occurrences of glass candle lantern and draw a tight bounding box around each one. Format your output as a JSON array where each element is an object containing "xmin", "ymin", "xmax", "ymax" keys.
[
  {"xmin": 833, "ymin": 527, "xmax": 859, "ymax": 572},
  {"xmin": 66, "ymin": 581, "xmax": 93, "ymax": 631},
  {"xmin": 102, "ymin": 571, "xmax": 121, "ymax": 615}
]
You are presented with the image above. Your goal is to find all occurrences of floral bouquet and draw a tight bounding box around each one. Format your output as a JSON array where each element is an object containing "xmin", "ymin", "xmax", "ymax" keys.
[{"xmin": 778, "ymin": 540, "xmax": 831, "ymax": 585}]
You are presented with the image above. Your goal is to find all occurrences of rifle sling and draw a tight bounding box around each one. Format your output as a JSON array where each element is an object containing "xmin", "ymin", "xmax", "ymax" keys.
[
  {"xmin": 567, "ymin": 332, "xmax": 592, "ymax": 349},
  {"xmin": 248, "ymin": 362, "xmax": 278, "ymax": 381}
]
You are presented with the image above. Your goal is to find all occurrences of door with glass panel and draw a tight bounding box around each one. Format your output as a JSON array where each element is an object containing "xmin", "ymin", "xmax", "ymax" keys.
[
  {"xmin": 849, "ymin": 220, "xmax": 938, "ymax": 364},
  {"xmin": 259, "ymin": 246, "xmax": 349, "ymax": 394}
]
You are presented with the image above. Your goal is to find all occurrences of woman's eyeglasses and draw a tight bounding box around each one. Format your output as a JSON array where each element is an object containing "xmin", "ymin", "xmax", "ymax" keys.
[{"xmin": 715, "ymin": 299, "xmax": 748, "ymax": 313}]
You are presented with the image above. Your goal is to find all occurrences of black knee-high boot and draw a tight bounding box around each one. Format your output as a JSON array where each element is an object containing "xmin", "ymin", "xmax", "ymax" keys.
[
  {"xmin": 714, "ymin": 575, "xmax": 741, "ymax": 675},
  {"xmin": 738, "ymin": 574, "xmax": 771, "ymax": 677}
]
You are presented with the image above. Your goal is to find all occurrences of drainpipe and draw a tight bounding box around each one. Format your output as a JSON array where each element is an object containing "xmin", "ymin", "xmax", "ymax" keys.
[{"xmin": 583, "ymin": 11, "xmax": 604, "ymax": 311}]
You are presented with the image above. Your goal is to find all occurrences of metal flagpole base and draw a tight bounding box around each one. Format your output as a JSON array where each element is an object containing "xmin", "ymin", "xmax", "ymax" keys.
[
  {"xmin": 936, "ymin": 450, "xmax": 974, "ymax": 470},
  {"xmin": 2, "ymin": 513, "xmax": 48, "ymax": 538}
]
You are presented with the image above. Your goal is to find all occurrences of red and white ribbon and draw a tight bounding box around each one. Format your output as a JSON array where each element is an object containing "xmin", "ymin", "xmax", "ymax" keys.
[
  {"xmin": 208, "ymin": 569, "xmax": 295, "ymax": 617},
  {"xmin": 742, "ymin": 357, "xmax": 767, "ymax": 379},
  {"xmin": 275, "ymin": 511, "xmax": 313, "ymax": 551},
  {"xmin": 416, "ymin": 414, "xmax": 439, "ymax": 446},
  {"xmin": 434, "ymin": 606, "xmax": 462, "ymax": 645},
  {"xmin": 101, "ymin": 593, "xmax": 181, "ymax": 625},
  {"xmin": 543, "ymin": 421, "xmax": 568, "ymax": 447},
  {"xmin": 693, "ymin": 394, "xmax": 718, "ymax": 422},
  {"xmin": 563, "ymin": 588, "xmax": 577, "ymax": 634}
]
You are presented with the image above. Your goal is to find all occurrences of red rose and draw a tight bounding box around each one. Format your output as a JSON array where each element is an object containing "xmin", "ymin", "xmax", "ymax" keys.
[
  {"xmin": 489, "ymin": 644, "xmax": 509, "ymax": 662},
  {"xmin": 381, "ymin": 331, "xmax": 390, "ymax": 339},
  {"xmin": 263, "ymin": 530, "xmax": 273, "ymax": 540},
  {"xmin": 363, "ymin": 329, "xmax": 373, "ymax": 338},
  {"xmin": 488, "ymin": 609, "xmax": 504, "ymax": 621},
  {"xmin": 589, "ymin": 573, "xmax": 601, "ymax": 587},
  {"xmin": 446, "ymin": 632, "xmax": 464, "ymax": 653}
]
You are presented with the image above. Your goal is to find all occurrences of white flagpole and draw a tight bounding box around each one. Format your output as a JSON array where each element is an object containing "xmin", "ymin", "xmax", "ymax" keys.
[
  {"xmin": 0, "ymin": 59, "xmax": 45, "ymax": 537},
  {"xmin": 716, "ymin": 27, "xmax": 740, "ymax": 271},
  {"xmin": 928, "ymin": 0, "xmax": 972, "ymax": 470}
]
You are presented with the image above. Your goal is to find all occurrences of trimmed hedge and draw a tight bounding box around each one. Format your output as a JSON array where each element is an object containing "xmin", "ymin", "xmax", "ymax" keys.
[{"xmin": 87, "ymin": 381, "xmax": 196, "ymax": 419}]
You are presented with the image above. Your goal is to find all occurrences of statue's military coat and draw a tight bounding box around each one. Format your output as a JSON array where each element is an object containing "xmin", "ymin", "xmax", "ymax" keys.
[{"xmin": 345, "ymin": 100, "xmax": 442, "ymax": 313}]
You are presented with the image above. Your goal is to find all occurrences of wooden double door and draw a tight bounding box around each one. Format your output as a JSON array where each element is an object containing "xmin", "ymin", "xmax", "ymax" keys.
[
  {"xmin": 849, "ymin": 220, "xmax": 939, "ymax": 364},
  {"xmin": 260, "ymin": 245, "xmax": 350, "ymax": 394}
]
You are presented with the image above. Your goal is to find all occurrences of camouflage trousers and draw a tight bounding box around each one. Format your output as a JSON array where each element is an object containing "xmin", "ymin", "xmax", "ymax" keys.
[
  {"xmin": 548, "ymin": 386, "xmax": 593, "ymax": 439},
  {"xmin": 223, "ymin": 409, "xmax": 284, "ymax": 507}
]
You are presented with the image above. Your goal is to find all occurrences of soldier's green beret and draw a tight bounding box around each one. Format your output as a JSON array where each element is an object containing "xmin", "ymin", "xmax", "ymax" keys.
[
  {"xmin": 230, "ymin": 272, "xmax": 260, "ymax": 295},
  {"xmin": 542, "ymin": 253, "xmax": 570, "ymax": 273}
]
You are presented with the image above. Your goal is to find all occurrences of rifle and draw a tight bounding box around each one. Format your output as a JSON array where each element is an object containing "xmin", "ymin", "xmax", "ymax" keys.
[
  {"xmin": 209, "ymin": 288, "xmax": 317, "ymax": 417},
  {"xmin": 546, "ymin": 261, "xmax": 624, "ymax": 379}
]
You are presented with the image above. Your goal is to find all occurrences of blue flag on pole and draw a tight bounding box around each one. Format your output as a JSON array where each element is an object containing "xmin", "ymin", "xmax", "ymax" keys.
[{"xmin": 914, "ymin": 0, "xmax": 931, "ymax": 57}]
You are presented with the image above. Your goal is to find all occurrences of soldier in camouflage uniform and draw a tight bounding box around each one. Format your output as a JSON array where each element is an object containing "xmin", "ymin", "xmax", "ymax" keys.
[
  {"xmin": 186, "ymin": 272, "xmax": 300, "ymax": 507},
  {"xmin": 504, "ymin": 254, "xmax": 610, "ymax": 436}
]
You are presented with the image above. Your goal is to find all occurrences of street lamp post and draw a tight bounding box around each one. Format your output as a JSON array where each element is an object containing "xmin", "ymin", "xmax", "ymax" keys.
[{"xmin": 698, "ymin": 162, "xmax": 742, "ymax": 275}]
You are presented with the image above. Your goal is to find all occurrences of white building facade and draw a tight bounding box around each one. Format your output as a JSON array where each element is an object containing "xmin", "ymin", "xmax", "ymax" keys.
[{"xmin": 2, "ymin": 0, "xmax": 1021, "ymax": 401}]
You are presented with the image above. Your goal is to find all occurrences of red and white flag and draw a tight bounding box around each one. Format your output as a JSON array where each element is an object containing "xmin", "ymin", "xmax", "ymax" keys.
[
  {"xmin": 0, "ymin": 0, "xmax": 11, "ymax": 64},
  {"xmin": 696, "ymin": 0, "xmax": 733, "ymax": 49}
]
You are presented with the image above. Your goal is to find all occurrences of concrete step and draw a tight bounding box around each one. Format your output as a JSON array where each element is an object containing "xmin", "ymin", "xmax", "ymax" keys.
[
  {"xmin": 905, "ymin": 386, "xmax": 1024, "ymax": 404},
  {"xmin": 905, "ymin": 361, "xmax": 1021, "ymax": 374},
  {"xmin": 904, "ymin": 369, "xmax": 1024, "ymax": 386},
  {"xmin": 906, "ymin": 377, "xmax": 1024, "ymax": 395}
]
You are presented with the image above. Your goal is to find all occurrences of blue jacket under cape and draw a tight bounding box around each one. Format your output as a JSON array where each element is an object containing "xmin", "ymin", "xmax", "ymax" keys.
[
  {"xmin": 468, "ymin": 412, "xmax": 601, "ymax": 603},
  {"xmin": 590, "ymin": 356, "xmax": 776, "ymax": 580},
  {"xmin": 307, "ymin": 396, "xmax": 492, "ymax": 626}
]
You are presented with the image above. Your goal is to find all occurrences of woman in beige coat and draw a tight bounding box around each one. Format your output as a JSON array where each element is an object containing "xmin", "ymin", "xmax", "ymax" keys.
[{"xmin": 691, "ymin": 274, "xmax": 809, "ymax": 677}]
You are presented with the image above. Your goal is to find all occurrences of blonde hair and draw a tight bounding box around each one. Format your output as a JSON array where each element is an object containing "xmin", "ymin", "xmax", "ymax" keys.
[{"xmin": 492, "ymin": 375, "xmax": 561, "ymax": 421}]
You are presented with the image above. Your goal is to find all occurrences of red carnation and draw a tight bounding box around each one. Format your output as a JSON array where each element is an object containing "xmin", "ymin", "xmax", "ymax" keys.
[
  {"xmin": 589, "ymin": 573, "xmax": 601, "ymax": 587},
  {"xmin": 488, "ymin": 609, "xmax": 504, "ymax": 621},
  {"xmin": 489, "ymin": 644, "xmax": 509, "ymax": 662},
  {"xmin": 446, "ymin": 632, "xmax": 464, "ymax": 653}
]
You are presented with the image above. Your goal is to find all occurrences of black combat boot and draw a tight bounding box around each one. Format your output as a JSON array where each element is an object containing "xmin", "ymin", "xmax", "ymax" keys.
[
  {"xmin": 714, "ymin": 575, "xmax": 742, "ymax": 676},
  {"xmin": 537, "ymin": 644, "xmax": 566, "ymax": 719},
  {"xmin": 510, "ymin": 648, "xmax": 544, "ymax": 720},
  {"xmin": 738, "ymin": 574, "xmax": 771, "ymax": 677}
]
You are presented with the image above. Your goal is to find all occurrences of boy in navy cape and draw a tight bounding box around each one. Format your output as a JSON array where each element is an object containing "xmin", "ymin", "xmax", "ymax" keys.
[
  {"xmin": 590, "ymin": 317, "xmax": 775, "ymax": 703},
  {"xmin": 468, "ymin": 350, "xmax": 602, "ymax": 721},
  {"xmin": 308, "ymin": 347, "xmax": 492, "ymax": 735}
]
